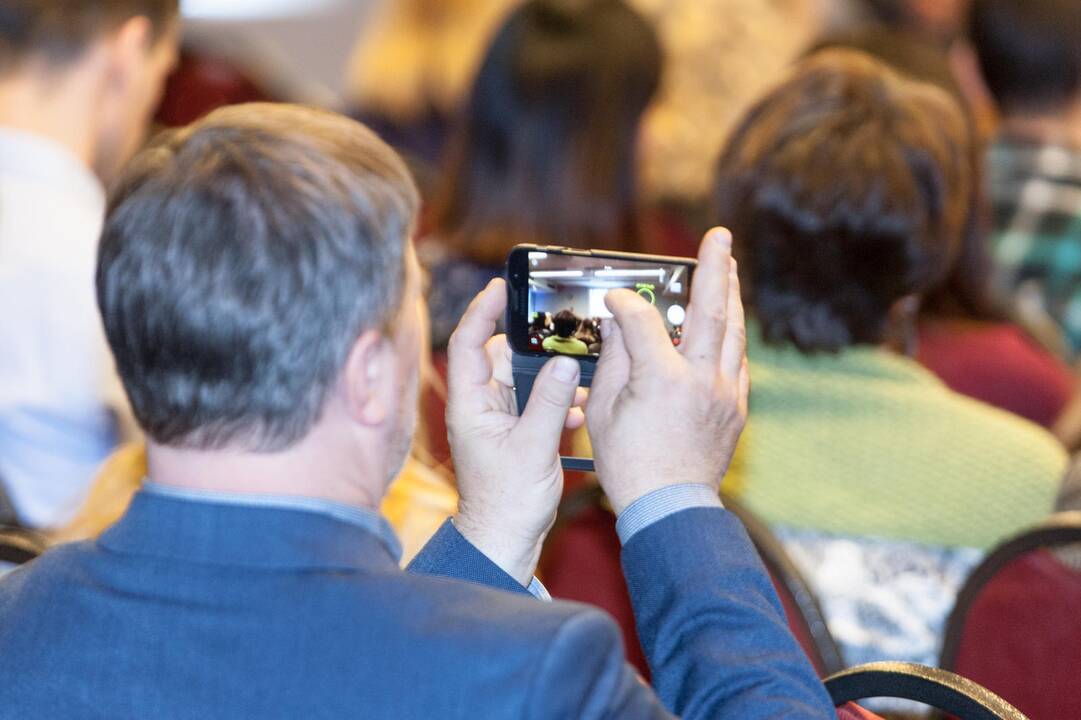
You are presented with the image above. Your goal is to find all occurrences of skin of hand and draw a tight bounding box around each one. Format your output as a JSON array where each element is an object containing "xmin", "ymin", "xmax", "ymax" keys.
[
  {"xmin": 444, "ymin": 278, "xmax": 588, "ymax": 586},
  {"xmin": 586, "ymin": 227, "xmax": 750, "ymax": 515}
]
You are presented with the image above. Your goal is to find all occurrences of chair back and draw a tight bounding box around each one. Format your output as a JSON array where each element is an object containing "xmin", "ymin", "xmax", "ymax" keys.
[
  {"xmin": 156, "ymin": 48, "xmax": 273, "ymax": 127},
  {"xmin": 825, "ymin": 662, "xmax": 1028, "ymax": 720},
  {"xmin": 0, "ymin": 525, "xmax": 47, "ymax": 567},
  {"xmin": 722, "ymin": 494, "xmax": 845, "ymax": 676},
  {"xmin": 939, "ymin": 513, "xmax": 1081, "ymax": 720},
  {"xmin": 539, "ymin": 486, "xmax": 650, "ymax": 674},
  {"xmin": 539, "ymin": 485, "xmax": 845, "ymax": 677}
]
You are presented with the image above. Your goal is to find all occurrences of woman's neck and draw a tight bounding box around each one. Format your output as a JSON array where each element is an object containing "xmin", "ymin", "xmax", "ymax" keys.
[{"xmin": 1000, "ymin": 100, "xmax": 1081, "ymax": 149}]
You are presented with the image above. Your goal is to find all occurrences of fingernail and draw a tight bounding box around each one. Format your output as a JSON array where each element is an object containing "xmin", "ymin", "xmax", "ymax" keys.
[
  {"xmin": 552, "ymin": 356, "xmax": 580, "ymax": 383},
  {"xmin": 711, "ymin": 228, "xmax": 732, "ymax": 249}
]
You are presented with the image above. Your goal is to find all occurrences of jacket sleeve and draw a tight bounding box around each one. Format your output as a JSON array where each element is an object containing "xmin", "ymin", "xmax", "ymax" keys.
[
  {"xmin": 622, "ymin": 507, "xmax": 836, "ymax": 719},
  {"xmin": 408, "ymin": 511, "xmax": 837, "ymax": 719},
  {"xmin": 406, "ymin": 518, "xmax": 531, "ymax": 597}
]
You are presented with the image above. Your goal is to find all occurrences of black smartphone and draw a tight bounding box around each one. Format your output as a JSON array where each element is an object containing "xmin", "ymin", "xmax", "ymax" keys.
[
  {"xmin": 505, "ymin": 245, "xmax": 696, "ymax": 362},
  {"xmin": 505, "ymin": 245, "xmax": 696, "ymax": 473}
]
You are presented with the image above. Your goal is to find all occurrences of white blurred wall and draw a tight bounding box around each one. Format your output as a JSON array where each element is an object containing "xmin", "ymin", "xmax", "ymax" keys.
[{"xmin": 180, "ymin": 0, "xmax": 386, "ymax": 107}]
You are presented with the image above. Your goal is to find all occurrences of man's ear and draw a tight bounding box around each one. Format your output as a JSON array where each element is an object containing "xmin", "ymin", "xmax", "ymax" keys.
[
  {"xmin": 342, "ymin": 330, "xmax": 392, "ymax": 427},
  {"xmin": 885, "ymin": 294, "xmax": 921, "ymax": 357},
  {"xmin": 104, "ymin": 16, "xmax": 154, "ymax": 89}
]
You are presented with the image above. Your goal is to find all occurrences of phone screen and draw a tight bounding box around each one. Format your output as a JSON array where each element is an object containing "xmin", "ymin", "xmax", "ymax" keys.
[{"xmin": 509, "ymin": 248, "xmax": 694, "ymax": 358}]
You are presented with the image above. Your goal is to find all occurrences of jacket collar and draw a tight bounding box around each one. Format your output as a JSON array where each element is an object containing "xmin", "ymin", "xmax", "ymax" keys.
[{"xmin": 98, "ymin": 490, "xmax": 402, "ymax": 572}]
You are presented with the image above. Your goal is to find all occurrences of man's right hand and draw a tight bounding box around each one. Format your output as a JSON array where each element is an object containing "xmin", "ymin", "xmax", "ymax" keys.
[{"xmin": 586, "ymin": 227, "xmax": 749, "ymax": 515}]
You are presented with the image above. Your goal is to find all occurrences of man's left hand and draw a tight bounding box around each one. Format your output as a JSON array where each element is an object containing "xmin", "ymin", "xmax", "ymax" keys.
[{"xmin": 445, "ymin": 278, "xmax": 586, "ymax": 586}]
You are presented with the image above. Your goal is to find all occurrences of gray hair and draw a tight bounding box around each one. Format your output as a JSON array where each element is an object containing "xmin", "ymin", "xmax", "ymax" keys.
[{"xmin": 97, "ymin": 103, "xmax": 419, "ymax": 451}]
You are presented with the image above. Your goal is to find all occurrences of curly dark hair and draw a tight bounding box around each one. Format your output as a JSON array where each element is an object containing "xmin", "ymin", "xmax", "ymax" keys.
[{"xmin": 714, "ymin": 49, "xmax": 973, "ymax": 353}]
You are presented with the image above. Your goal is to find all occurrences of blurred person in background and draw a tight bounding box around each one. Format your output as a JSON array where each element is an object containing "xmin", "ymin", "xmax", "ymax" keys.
[
  {"xmin": 856, "ymin": 0, "xmax": 971, "ymax": 44},
  {"xmin": 541, "ymin": 311, "xmax": 589, "ymax": 356},
  {"xmin": 0, "ymin": 1, "xmax": 179, "ymax": 529},
  {"xmin": 422, "ymin": 0, "xmax": 661, "ymax": 349},
  {"xmin": 968, "ymin": 0, "xmax": 1081, "ymax": 362},
  {"xmin": 814, "ymin": 25, "xmax": 1077, "ymax": 428},
  {"xmin": 917, "ymin": 194, "xmax": 1076, "ymax": 428},
  {"xmin": 345, "ymin": 0, "xmax": 517, "ymax": 192},
  {"xmin": 628, "ymin": 0, "xmax": 818, "ymax": 236},
  {"xmin": 714, "ymin": 49, "xmax": 1067, "ymax": 667},
  {"xmin": 828, "ymin": 0, "xmax": 998, "ymax": 141},
  {"xmin": 576, "ymin": 318, "xmax": 602, "ymax": 354},
  {"xmin": 812, "ymin": 21, "xmax": 967, "ymax": 99}
]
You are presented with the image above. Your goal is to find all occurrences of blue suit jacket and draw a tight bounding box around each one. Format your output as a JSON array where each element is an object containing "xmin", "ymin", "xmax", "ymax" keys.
[{"xmin": 0, "ymin": 491, "xmax": 833, "ymax": 718}]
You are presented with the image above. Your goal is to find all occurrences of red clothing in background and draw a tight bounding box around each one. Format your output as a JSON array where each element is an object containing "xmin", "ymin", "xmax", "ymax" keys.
[{"xmin": 917, "ymin": 321, "xmax": 1075, "ymax": 428}]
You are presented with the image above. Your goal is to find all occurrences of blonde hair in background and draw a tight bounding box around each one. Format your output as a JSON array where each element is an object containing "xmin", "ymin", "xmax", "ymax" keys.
[
  {"xmin": 629, "ymin": 0, "xmax": 820, "ymax": 201},
  {"xmin": 346, "ymin": 0, "xmax": 519, "ymax": 119},
  {"xmin": 51, "ymin": 443, "xmax": 147, "ymax": 545}
]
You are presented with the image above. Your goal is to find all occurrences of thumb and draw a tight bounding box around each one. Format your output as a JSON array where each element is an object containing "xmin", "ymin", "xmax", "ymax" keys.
[{"xmin": 515, "ymin": 355, "xmax": 581, "ymax": 455}]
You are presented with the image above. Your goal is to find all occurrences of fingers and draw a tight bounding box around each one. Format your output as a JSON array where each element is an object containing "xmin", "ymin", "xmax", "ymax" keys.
[
  {"xmin": 603, "ymin": 288, "xmax": 680, "ymax": 374},
  {"xmin": 485, "ymin": 334, "xmax": 513, "ymax": 388},
  {"xmin": 587, "ymin": 317, "xmax": 630, "ymax": 422},
  {"xmin": 680, "ymin": 227, "xmax": 733, "ymax": 374},
  {"xmin": 515, "ymin": 355, "xmax": 581, "ymax": 454},
  {"xmin": 447, "ymin": 279, "xmax": 506, "ymax": 401},
  {"xmin": 738, "ymin": 355, "xmax": 750, "ymax": 418},
  {"xmin": 720, "ymin": 259, "xmax": 747, "ymax": 380},
  {"xmin": 485, "ymin": 335, "xmax": 586, "ymax": 415}
]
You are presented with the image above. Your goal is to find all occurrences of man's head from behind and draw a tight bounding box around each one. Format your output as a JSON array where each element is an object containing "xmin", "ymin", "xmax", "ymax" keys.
[
  {"xmin": 0, "ymin": 1, "xmax": 180, "ymax": 179},
  {"xmin": 969, "ymin": 0, "xmax": 1081, "ymax": 117},
  {"xmin": 98, "ymin": 104, "xmax": 423, "ymax": 489},
  {"xmin": 553, "ymin": 310, "xmax": 579, "ymax": 339}
]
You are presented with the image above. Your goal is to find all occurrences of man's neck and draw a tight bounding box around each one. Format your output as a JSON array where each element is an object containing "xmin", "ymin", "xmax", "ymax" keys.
[
  {"xmin": 146, "ymin": 429, "xmax": 389, "ymax": 513},
  {"xmin": 0, "ymin": 65, "xmax": 100, "ymax": 172},
  {"xmin": 1000, "ymin": 100, "xmax": 1081, "ymax": 150}
]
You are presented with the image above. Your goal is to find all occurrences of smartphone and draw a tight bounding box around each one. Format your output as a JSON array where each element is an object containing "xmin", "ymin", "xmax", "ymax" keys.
[{"xmin": 505, "ymin": 245, "xmax": 696, "ymax": 361}]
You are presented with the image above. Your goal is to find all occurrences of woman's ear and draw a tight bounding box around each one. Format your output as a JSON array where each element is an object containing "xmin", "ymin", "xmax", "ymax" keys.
[
  {"xmin": 885, "ymin": 294, "xmax": 922, "ymax": 357},
  {"xmin": 342, "ymin": 330, "xmax": 392, "ymax": 427}
]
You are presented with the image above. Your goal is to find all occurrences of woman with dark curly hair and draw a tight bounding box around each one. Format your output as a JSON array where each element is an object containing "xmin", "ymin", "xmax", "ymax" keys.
[{"xmin": 714, "ymin": 48, "xmax": 1066, "ymax": 667}]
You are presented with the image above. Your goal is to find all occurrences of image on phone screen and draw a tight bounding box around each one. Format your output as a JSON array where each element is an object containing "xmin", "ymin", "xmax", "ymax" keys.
[{"xmin": 524, "ymin": 250, "xmax": 692, "ymax": 357}]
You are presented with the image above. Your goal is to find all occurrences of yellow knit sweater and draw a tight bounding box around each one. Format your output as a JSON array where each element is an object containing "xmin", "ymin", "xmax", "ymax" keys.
[{"xmin": 725, "ymin": 334, "xmax": 1067, "ymax": 550}]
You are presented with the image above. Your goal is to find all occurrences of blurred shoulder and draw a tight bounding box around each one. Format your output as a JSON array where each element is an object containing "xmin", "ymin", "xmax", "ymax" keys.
[
  {"xmin": 935, "ymin": 384, "xmax": 1068, "ymax": 475},
  {"xmin": 0, "ymin": 541, "xmax": 97, "ymax": 609}
]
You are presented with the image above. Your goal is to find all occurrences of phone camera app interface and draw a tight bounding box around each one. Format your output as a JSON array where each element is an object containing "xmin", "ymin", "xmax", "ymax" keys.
[{"xmin": 527, "ymin": 251, "xmax": 691, "ymax": 357}]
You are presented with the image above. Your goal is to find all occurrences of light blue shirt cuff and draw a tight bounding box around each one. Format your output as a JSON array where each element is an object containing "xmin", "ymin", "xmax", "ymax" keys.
[
  {"xmin": 615, "ymin": 484, "xmax": 724, "ymax": 545},
  {"xmin": 527, "ymin": 576, "xmax": 552, "ymax": 601}
]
